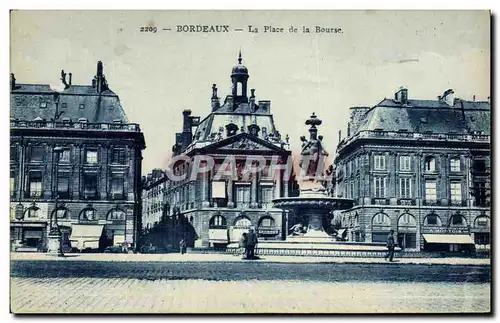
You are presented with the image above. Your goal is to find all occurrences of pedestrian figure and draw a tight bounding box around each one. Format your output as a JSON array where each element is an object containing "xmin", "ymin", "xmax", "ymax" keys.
[
  {"xmin": 239, "ymin": 233, "xmax": 248, "ymax": 258},
  {"xmin": 245, "ymin": 229, "xmax": 258, "ymax": 260},
  {"xmin": 179, "ymin": 238, "xmax": 187, "ymax": 255},
  {"xmin": 384, "ymin": 230, "xmax": 395, "ymax": 262}
]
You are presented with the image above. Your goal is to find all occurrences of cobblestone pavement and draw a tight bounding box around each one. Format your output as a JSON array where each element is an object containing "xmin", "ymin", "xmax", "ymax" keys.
[
  {"xmin": 11, "ymin": 277, "xmax": 490, "ymax": 314},
  {"xmin": 10, "ymin": 254, "xmax": 491, "ymax": 314},
  {"xmin": 10, "ymin": 252, "xmax": 491, "ymax": 266}
]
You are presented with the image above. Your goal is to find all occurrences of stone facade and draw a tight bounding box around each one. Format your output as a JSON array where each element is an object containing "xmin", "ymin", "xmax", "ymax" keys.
[
  {"xmin": 160, "ymin": 53, "xmax": 298, "ymax": 248},
  {"xmin": 333, "ymin": 88, "xmax": 490, "ymax": 252},
  {"xmin": 10, "ymin": 62, "xmax": 145, "ymax": 251}
]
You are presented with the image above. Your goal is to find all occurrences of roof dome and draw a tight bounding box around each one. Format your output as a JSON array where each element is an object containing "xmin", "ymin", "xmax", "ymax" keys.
[{"xmin": 231, "ymin": 51, "xmax": 248, "ymax": 75}]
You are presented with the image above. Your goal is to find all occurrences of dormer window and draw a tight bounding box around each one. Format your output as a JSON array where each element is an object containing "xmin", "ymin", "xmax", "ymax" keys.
[
  {"xmin": 247, "ymin": 124, "xmax": 260, "ymax": 136},
  {"xmin": 225, "ymin": 122, "xmax": 239, "ymax": 137}
]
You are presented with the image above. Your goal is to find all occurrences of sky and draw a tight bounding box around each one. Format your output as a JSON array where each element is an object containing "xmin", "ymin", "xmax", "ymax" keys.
[{"xmin": 10, "ymin": 10, "xmax": 490, "ymax": 173}]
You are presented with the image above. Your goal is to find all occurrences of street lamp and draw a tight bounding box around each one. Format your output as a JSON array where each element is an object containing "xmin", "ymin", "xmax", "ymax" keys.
[{"xmin": 47, "ymin": 146, "xmax": 64, "ymax": 257}]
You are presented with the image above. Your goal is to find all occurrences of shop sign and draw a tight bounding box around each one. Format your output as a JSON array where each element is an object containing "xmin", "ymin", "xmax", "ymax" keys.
[{"xmin": 421, "ymin": 226, "xmax": 469, "ymax": 234}]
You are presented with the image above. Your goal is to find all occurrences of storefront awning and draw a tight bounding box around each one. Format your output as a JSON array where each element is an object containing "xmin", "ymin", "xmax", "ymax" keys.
[
  {"xmin": 423, "ymin": 234, "xmax": 474, "ymax": 245},
  {"xmin": 70, "ymin": 225, "xmax": 104, "ymax": 250}
]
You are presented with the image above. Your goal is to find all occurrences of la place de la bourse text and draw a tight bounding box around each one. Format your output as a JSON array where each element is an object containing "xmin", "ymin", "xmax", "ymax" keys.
[{"xmin": 175, "ymin": 25, "xmax": 342, "ymax": 34}]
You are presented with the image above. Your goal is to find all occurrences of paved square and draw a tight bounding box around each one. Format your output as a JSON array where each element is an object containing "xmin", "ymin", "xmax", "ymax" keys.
[{"xmin": 11, "ymin": 277, "xmax": 490, "ymax": 314}]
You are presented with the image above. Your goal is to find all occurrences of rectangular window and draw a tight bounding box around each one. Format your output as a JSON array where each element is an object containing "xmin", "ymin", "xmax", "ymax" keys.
[
  {"xmin": 86, "ymin": 149, "xmax": 98, "ymax": 164},
  {"xmin": 425, "ymin": 181, "xmax": 437, "ymax": 202},
  {"xmin": 261, "ymin": 186, "xmax": 273, "ymax": 205},
  {"xmin": 57, "ymin": 173, "xmax": 70, "ymax": 198},
  {"xmin": 374, "ymin": 155, "xmax": 386, "ymax": 170},
  {"xmin": 10, "ymin": 171, "xmax": 15, "ymax": 197},
  {"xmin": 10, "ymin": 146, "xmax": 18, "ymax": 161},
  {"xmin": 349, "ymin": 181, "xmax": 355, "ymax": 199},
  {"xmin": 374, "ymin": 177, "xmax": 386, "ymax": 198},
  {"xmin": 58, "ymin": 149, "xmax": 70, "ymax": 163},
  {"xmin": 236, "ymin": 185, "xmax": 251, "ymax": 205},
  {"xmin": 450, "ymin": 182, "xmax": 461, "ymax": 203},
  {"xmin": 30, "ymin": 146, "xmax": 45, "ymax": 161},
  {"xmin": 450, "ymin": 159, "xmax": 461, "ymax": 172},
  {"xmin": 211, "ymin": 181, "xmax": 226, "ymax": 198},
  {"xmin": 111, "ymin": 176, "xmax": 124, "ymax": 199},
  {"xmin": 400, "ymin": 156, "xmax": 411, "ymax": 171},
  {"xmin": 112, "ymin": 148, "xmax": 126, "ymax": 164},
  {"xmin": 83, "ymin": 173, "xmax": 98, "ymax": 198},
  {"xmin": 399, "ymin": 177, "xmax": 412, "ymax": 198},
  {"xmin": 28, "ymin": 171, "xmax": 43, "ymax": 198}
]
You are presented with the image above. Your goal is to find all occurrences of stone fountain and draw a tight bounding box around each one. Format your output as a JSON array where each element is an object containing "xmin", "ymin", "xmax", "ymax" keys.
[{"xmin": 273, "ymin": 113, "xmax": 354, "ymax": 242}]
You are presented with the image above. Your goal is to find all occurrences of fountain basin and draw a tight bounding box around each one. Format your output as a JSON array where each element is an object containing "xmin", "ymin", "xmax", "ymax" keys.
[{"xmin": 273, "ymin": 196, "xmax": 354, "ymax": 241}]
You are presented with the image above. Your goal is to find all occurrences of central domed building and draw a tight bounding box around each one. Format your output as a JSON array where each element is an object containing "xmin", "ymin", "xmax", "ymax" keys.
[{"xmin": 163, "ymin": 52, "xmax": 299, "ymax": 249}]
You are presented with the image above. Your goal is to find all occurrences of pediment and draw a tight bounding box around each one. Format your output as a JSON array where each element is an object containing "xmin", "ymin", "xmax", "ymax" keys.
[{"xmin": 202, "ymin": 133, "xmax": 286, "ymax": 153}]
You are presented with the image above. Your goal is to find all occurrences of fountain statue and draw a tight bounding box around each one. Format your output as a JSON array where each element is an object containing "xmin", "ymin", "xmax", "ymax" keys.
[{"xmin": 273, "ymin": 113, "xmax": 354, "ymax": 242}]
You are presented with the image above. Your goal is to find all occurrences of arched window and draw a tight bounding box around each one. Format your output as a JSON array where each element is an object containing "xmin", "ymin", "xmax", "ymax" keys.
[
  {"xmin": 80, "ymin": 208, "xmax": 97, "ymax": 221},
  {"xmin": 450, "ymin": 214, "xmax": 467, "ymax": 226},
  {"xmin": 258, "ymin": 216, "xmax": 275, "ymax": 228},
  {"xmin": 424, "ymin": 214, "xmax": 442, "ymax": 226},
  {"xmin": 52, "ymin": 207, "xmax": 70, "ymax": 219},
  {"xmin": 234, "ymin": 216, "xmax": 252, "ymax": 228},
  {"xmin": 371, "ymin": 212, "xmax": 391, "ymax": 243},
  {"xmin": 108, "ymin": 209, "xmax": 125, "ymax": 220},
  {"xmin": 424, "ymin": 156, "xmax": 436, "ymax": 172},
  {"xmin": 474, "ymin": 216, "xmax": 490, "ymax": 228},
  {"xmin": 372, "ymin": 212, "xmax": 391, "ymax": 226},
  {"xmin": 209, "ymin": 215, "xmax": 227, "ymax": 228},
  {"xmin": 398, "ymin": 213, "xmax": 416, "ymax": 227}
]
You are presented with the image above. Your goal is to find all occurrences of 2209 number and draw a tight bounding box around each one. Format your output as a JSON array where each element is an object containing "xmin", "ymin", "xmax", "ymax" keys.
[{"xmin": 140, "ymin": 26, "xmax": 157, "ymax": 33}]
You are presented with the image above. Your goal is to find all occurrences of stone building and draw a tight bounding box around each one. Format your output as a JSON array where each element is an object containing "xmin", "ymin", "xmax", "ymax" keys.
[
  {"xmin": 10, "ymin": 62, "xmax": 146, "ymax": 252},
  {"xmin": 141, "ymin": 169, "xmax": 169, "ymax": 230},
  {"xmin": 333, "ymin": 88, "xmax": 490, "ymax": 253},
  {"xmin": 164, "ymin": 52, "xmax": 297, "ymax": 248}
]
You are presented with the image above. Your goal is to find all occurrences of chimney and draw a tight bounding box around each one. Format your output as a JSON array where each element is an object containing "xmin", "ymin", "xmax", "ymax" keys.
[
  {"xmin": 68, "ymin": 73, "xmax": 72, "ymax": 86},
  {"xmin": 249, "ymin": 89, "xmax": 256, "ymax": 112},
  {"xmin": 442, "ymin": 89, "xmax": 455, "ymax": 106},
  {"xmin": 94, "ymin": 61, "xmax": 108, "ymax": 93},
  {"xmin": 10, "ymin": 73, "xmax": 16, "ymax": 91},
  {"xmin": 394, "ymin": 87, "xmax": 408, "ymax": 104},
  {"xmin": 211, "ymin": 84, "xmax": 220, "ymax": 111},
  {"xmin": 181, "ymin": 110, "xmax": 193, "ymax": 148}
]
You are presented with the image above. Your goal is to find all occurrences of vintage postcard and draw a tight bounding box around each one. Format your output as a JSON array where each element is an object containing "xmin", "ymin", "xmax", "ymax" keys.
[{"xmin": 9, "ymin": 10, "xmax": 491, "ymax": 314}]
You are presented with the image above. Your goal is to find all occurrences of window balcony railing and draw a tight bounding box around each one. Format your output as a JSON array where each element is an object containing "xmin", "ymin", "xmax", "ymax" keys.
[
  {"xmin": 337, "ymin": 130, "xmax": 490, "ymax": 151},
  {"xmin": 423, "ymin": 199, "xmax": 440, "ymax": 206},
  {"xmin": 25, "ymin": 191, "xmax": 43, "ymax": 198},
  {"xmin": 81, "ymin": 190, "xmax": 99, "ymax": 200},
  {"xmin": 398, "ymin": 199, "xmax": 416, "ymax": 206},
  {"xmin": 10, "ymin": 120, "xmax": 142, "ymax": 133},
  {"xmin": 372, "ymin": 198, "xmax": 388, "ymax": 205},
  {"xmin": 109, "ymin": 192, "xmax": 125, "ymax": 200},
  {"xmin": 450, "ymin": 200, "xmax": 467, "ymax": 207}
]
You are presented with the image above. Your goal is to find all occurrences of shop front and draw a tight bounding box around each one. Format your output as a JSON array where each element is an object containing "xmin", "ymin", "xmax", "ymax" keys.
[{"xmin": 421, "ymin": 226, "xmax": 474, "ymax": 254}]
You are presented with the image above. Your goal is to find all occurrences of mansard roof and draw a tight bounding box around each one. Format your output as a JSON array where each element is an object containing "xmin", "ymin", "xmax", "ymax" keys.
[{"xmin": 355, "ymin": 98, "xmax": 490, "ymax": 135}]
